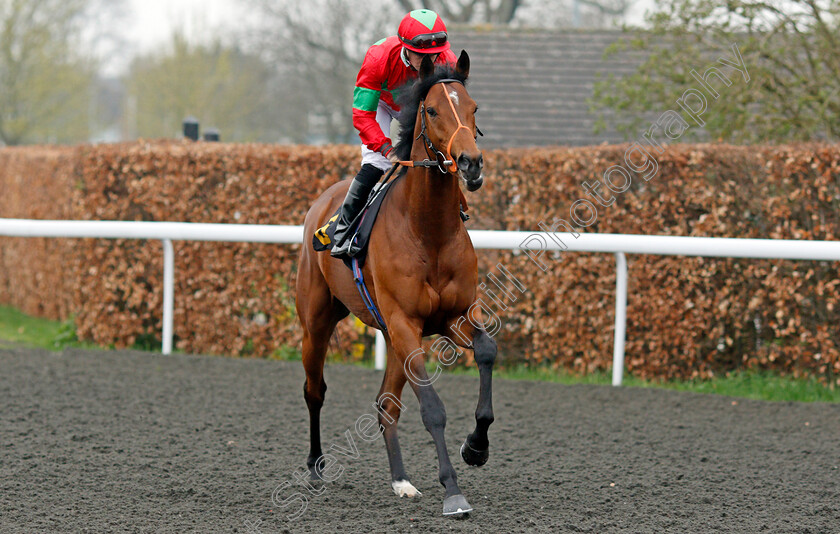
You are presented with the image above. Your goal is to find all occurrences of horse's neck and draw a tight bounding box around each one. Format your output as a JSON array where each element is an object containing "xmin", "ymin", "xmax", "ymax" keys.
[{"xmin": 397, "ymin": 156, "xmax": 461, "ymax": 248}]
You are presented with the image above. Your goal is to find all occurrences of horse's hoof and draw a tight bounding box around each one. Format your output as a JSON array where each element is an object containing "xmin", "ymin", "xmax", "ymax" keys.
[
  {"xmin": 460, "ymin": 440, "xmax": 489, "ymax": 467},
  {"xmin": 391, "ymin": 479, "xmax": 422, "ymax": 498},
  {"xmin": 442, "ymin": 494, "xmax": 472, "ymax": 517}
]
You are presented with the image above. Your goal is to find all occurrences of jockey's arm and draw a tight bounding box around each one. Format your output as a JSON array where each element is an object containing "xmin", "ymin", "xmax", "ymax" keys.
[{"xmin": 352, "ymin": 51, "xmax": 393, "ymax": 157}]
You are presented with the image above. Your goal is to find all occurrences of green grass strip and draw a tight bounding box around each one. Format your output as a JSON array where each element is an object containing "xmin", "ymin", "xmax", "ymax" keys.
[{"xmin": 0, "ymin": 305, "xmax": 98, "ymax": 351}]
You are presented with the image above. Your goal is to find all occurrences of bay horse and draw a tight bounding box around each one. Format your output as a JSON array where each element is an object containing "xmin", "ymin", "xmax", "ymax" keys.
[{"xmin": 295, "ymin": 51, "xmax": 495, "ymax": 517}]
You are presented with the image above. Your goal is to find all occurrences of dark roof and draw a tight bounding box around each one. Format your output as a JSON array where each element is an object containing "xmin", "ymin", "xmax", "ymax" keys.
[{"xmin": 449, "ymin": 28, "xmax": 651, "ymax": 148}]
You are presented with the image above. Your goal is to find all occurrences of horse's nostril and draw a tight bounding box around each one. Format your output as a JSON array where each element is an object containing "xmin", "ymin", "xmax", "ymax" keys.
[
  {"xmin": 457, "ymin": 155, "xmax": 470, "ymax": 170},
  {"xmin": 478, "ymin": 155, "xmax": 484, "ymax": 169}
]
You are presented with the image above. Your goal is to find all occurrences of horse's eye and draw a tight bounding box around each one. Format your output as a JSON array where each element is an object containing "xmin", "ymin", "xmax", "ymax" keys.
[{"xmin": 427, "ymin": 107, "xmax": 437, "ymax": 118}]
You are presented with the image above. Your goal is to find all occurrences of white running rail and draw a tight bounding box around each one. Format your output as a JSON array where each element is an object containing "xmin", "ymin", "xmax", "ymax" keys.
[{"xmin": 2, "ymin": 218, "xmax": 839, "ymax": 386}]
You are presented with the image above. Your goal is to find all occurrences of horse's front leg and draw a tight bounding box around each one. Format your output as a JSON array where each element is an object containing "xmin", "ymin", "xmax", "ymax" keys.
[
  {"xmin": 461, "ymin": 328, "xmax": 497, "ymax": 467},
  {"xmin": 389, "ymin": 314, "xmax": 472, "ymax": 517}
]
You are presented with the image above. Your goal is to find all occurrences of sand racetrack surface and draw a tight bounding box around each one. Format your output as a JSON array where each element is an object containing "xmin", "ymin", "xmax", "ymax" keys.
[{"xmin": 1, "ymin": 345, "xmax": 839, "ymax": 533}]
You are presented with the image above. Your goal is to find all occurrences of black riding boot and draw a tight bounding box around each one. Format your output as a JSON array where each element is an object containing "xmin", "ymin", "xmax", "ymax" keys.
[{"xmin": 330, "ymin": 164, "xmax": 384, "ymax": 257}]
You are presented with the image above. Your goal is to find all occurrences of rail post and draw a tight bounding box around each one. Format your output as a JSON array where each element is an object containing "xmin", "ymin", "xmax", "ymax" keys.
[
  {"xmin": 162, "ymin": 239, "xmax": 174, "ymax": 355},
  {"xmin": 612, "ymin": 252, "xmax": 628, "ymax": 386}
]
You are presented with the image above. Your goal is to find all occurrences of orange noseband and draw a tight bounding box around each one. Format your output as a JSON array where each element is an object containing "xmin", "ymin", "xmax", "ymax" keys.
[{"xmin": 440, "ymin": 83, "xmax": 473, "ymax": 174}]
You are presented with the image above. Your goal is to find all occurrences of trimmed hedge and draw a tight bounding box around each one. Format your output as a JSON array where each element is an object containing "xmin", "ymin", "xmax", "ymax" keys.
[
  {"xmin": 0, "ymin": 146, "xmax": 79, "ymax": 320},
  {"xmin": 1, "ymin": 140, "xmax": 838, "ymax": 384}
]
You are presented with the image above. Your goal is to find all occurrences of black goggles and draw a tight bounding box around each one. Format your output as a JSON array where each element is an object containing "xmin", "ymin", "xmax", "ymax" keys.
[{"xmin": 400, "ymin": 31, "xmax": 447, "ymax": 50}]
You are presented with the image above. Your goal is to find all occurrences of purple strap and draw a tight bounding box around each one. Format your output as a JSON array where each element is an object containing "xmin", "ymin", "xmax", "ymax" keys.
[{"xmin": 352, "ymin": 257, "xmax": 388, "ymax": 333}]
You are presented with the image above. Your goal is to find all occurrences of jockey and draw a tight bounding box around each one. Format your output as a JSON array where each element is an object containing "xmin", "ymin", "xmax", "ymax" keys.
[{"xmin": 328, "ymin": 9, "xmax": 457, "ymax": 258}]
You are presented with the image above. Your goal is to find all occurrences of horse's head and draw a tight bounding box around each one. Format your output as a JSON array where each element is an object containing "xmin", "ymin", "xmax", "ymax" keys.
[{"xmin": 416, "ymin": 51, "xmax": 484, "ymax": 191}]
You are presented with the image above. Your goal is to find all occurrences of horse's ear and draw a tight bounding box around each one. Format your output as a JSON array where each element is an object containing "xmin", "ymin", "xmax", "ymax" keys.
[
  {"xmin": 456, "ymin": 50, "xmax": 470, "ymax": 79},
  {"xmin": 419, "ymin": 54, "xmax": 435, "ymax": 80}
]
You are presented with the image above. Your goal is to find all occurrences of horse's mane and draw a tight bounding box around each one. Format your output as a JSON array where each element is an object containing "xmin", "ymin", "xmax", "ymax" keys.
[{"xmin": 394, "ymin": 65, "xmax": 468, "ymax": 161}]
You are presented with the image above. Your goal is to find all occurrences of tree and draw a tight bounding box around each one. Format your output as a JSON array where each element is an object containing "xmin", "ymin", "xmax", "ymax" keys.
[
  {"xmin": 0, "ymin": 0, "xmax": 104, "ymax": 145},
  {"xmin": 245, "ymin": 0, "xmax": 401, "ymax": 143},
  {"xmin": 124, "ymin": 32, "xmax": 281, "ymax": 142},
  {"xmin": 396, "ymin": 0, "xmax": 633, "ymax": 26},
  {"xmin": 591, "ymin": 0, "xmax": 840, "ymax": 143}
]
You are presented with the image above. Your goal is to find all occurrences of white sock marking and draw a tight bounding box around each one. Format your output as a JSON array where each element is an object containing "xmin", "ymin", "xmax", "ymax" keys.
[{"xmin": 392, "ymin": 479, "xmax": 422, "ymax": 497}]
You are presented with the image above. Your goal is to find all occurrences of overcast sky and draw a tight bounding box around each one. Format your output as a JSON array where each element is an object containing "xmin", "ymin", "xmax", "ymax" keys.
[
  {"xmin": 92, "ymin": 0, "xmax": 241, "ymax": 75},
  {"xmin": 126, "ymin": 0, "xmax": 241, "ymax": 53}
]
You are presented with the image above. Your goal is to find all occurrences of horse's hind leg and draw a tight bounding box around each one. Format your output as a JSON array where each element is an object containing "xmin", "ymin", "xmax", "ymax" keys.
[
  {"xmin": 296, "ymin": 259, "xmax": 346, "ymax": 478},
  {"xmin": 460, "ymin": 328, "xmax": 497, "ymax": 467},
  {"xmin": 375, "ymin": 339, "xmax": 420, "ymax": 497},
  {"xmin": 301, "ymin": 324, "xmax": 333, "ymax": 478}
]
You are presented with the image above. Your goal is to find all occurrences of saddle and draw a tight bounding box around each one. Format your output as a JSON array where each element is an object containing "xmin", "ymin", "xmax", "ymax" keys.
[{"xmin": 312, "ymin": 180, "xmax": 397, "ymax": 268}]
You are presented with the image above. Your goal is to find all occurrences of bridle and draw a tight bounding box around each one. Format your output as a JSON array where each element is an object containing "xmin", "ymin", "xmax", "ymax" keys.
[{"xmin": 400, "ymin": 78, "xmax": 482, "ymax": 175}]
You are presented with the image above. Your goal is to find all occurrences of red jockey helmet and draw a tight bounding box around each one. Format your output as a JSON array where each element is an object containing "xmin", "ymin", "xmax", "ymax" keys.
[{"xmin": 397, "ymin": 9, "xmax": 450, "ymax": 54}]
